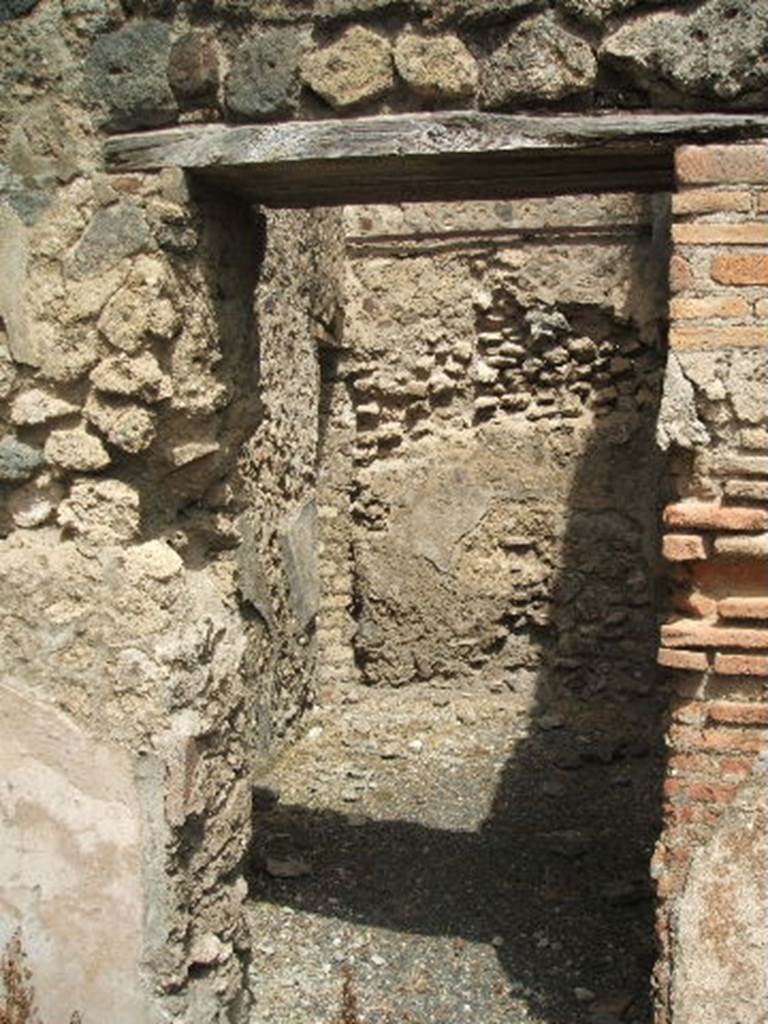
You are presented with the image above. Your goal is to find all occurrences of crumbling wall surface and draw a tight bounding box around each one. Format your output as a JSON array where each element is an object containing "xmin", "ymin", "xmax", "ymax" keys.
[
  {"xmin": 239, "ymin": 206, "xmax": 345, "ymax": 746},
  {"xmin": 654, "ymin": 143, "xmax": 768, "ymax": 1024},
  {"xmin": 0, "ymin": 6, "xmax": 338, "ymax": 1021},
  {"xmin": 323, "ymin": 195, "xmax": 669, "ymax": 703}
]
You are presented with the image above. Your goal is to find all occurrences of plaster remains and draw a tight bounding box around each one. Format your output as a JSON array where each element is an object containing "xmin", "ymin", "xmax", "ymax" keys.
[{"xmin": 1, "ymin": 2, "xmax": 767, "ymax": 1024}]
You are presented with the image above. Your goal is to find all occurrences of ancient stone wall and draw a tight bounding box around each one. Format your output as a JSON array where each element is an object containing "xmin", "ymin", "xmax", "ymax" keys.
[
  {"xmin": 654, "ymin": 143, "xmax": 768, "ymax": 1024},
  {"xmin": 317, "ymin": 195, "xmax": 669, "ymax": 707},
  {"xmin": 1, "ymin": 1, "xmax": 767, "ymax": 1022}
]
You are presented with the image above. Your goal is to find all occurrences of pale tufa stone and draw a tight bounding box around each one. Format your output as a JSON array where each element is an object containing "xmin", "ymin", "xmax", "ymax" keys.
[
  {"xmin": 99, "ymin": 287, "xmax": 180, "ymax": 353},
  {"xmin": 123, "ymin": 540, "xmax": 184, "ymax": 584},
  {"xmin": 57, "ymin": 477, "xmax": 140, "ymax": 546},
  {"xmin": 11, "ymin": 388, "xmax": 79, "ymax": 426},
  {"xmin": 0, "ymin": 437, "xmax": 46, "ymax": 482},
  {"xmin": 44, "ymin": 426, "xmax": 111, "ymax": 471},
  {"xmin": 8, "ymin": 472, "xmax": 65, "ymax": 528},
  {"xmin": 90, "ymin": 351, "xmax": 172, "ymax": 403},
  {"xmin": 301, "ymin": 26, "xmax": 394, "ymax": 111},
  {"xmin": 394, "ymin": 31, "xmax": 479, "ymax": 101},
  {"xmin": 84, "ymin": 393, "xmax": 156, "ymax": 454}
]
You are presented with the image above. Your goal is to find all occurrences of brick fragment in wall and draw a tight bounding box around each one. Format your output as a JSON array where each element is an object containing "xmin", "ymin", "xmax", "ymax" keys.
[
  {"xmin": 669, "ymin": 723, "xmax": 767, "ymax": 754},
  {"xmin": 664, "ymin": 778, "xmax": 739, "ymax": 803},
  {"xmin": 668, "ymin": 752, "xmax": 754, "ymax": 778},
  {"xmin": 671, "ymin": 190, "xmax": 753, "ymax": 215},
  {"xmin": 661, "ymin": 621, "xmax": 768, "ymax": 650},
  {"xmin": 672, "ymin": 223, "xmax": 768, "ymax": 245},
  {"xmin": 669, "ymin": 295, "xmax": 751, "ymax": 320},
  {"xmin": 707, "ymin": 702, "xmax": 768, "ymax": 726},
  {"xmin": 713, "ymin": 454, "xmax": 768, "ymax": 478},
  {"xmin": 713, "ymin": 653, "xmax": 768, "ymax": 677},
  {"xmin": 725, "ymin": 480, "xmax": 768, "ymax": 502},
  {"xmin": 669, "ymin": 326, "xmax": 768, "ymax": 350},
  {"xmin": 713, "ymin": 534, "xmax": 768, "ymax": 560},
  {"xmin": 663, "ymin": 503, "xmax": 768, "ymax": 532},
  {"xmin": 662, "ymin": 534, "xmax": 708, "ymax": 562},
  {"xmin": 711, "ymin": 253, "xmax": 768, "ymax": 286},
  {"xmin": 675, "ymin": 145, "xmax": 768, "ymax": 186},
  {"xmin": 718, "ymin": 597, "xmax": 768, "ymax": 620},
  {"xmin": 674, "ymin": 589, "xmax": 717, "ymax": 619},
  {"xmin": 658, "ymin": 648, "xmax": 709, "ymax": 671}
]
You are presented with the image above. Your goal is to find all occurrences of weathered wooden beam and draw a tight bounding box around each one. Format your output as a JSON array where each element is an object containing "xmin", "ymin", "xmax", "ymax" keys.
[{"xmin": 105, "ymin": 112, "xmax": 768, "ymax": 207}]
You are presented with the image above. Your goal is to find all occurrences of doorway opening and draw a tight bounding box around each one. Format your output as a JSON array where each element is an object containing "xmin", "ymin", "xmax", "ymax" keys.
[{"xmin": 244, "ymin": 190, "xmax": 671, "ymax": 1024}]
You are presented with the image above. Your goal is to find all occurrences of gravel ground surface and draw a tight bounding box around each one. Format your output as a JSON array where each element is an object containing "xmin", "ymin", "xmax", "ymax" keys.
[{"xmin": 246, "ymin": 680, "xmax": 663, "ymax": 1024}]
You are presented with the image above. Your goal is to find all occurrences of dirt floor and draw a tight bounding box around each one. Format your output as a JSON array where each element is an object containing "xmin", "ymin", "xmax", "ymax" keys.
[{"xmin": 245, "ymin": 678, "xmax": 663, "ymax": 1024}]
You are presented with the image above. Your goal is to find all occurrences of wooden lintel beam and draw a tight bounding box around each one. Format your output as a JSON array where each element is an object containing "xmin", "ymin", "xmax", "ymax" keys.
[{"xmin": 104, "ymin": 112, "xmax": 768, "ymax": 207}]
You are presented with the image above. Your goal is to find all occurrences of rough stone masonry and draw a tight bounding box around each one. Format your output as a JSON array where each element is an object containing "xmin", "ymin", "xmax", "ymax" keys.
[{"xmin": 0, "ymin": 2, "xmax": 766, "ymax": 1023}]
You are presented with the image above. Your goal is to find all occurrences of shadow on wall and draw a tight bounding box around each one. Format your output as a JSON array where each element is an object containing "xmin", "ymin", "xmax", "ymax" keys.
[{"xmin": 246, "ymin": 207, "xmax": 674, "ymax": 1024}]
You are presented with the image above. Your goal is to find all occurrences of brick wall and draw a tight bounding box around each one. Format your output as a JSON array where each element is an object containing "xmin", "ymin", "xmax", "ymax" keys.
[{"xmin": 654, "ymin": 144, "xmax": 768, "ymax": 1024}]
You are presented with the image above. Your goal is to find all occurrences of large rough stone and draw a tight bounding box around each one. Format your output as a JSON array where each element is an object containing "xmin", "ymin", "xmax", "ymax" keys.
[
  {"xmin": 480, "ymin": 12, "xmax": 597, "ymax": 108},
  {"xmin": 168, "ymin": 32, "xmax": 219, "ymax": 109},
  {"xmin": 301, "ymin": 26, "xmax": 394, "ymax": 111},
  {"xmin": 600, "ymin": 0, "xmax": 768, "ymax": 105},
  {"xmin": 85, "ymin": 20, "xmax": 177, "ymax": 131},
  {"xmin": 0, "ymin": 437, "xmax": 45, "ymax": 482},
  {"xmin": 44, "ymin": 427, "xmax": 111, "ymax": 472},
  {"xmin": 394, "ymin": 31, "xmax": 478, "ymax": 101},
  {"xmin": 70, "ymin": 202, "xmax": 151, "ymax": 278},
  {"xmin": 11, "ymin": 388, "xmax": 78, "ymax": 426},
  {"xmin": 0, "ymin": 683, "xmax": 150, "ymax": 1024},
  {"xmin": 84, "ymin": 394, "xmax": 156, "ymax": 454},
  {"xmin": 57, "ymin": 478, "xmax": 140, "ymax": 546},
  {"xmin": 0, "ymin": 0, "xmax": 39, "ymax": 20},
  {"xmin": 90, "ymin": 351, "xmax": 172, "ymax": 403},
  {"xmin": 656, "ymin": 353, "xmax": 710, "ymax": 452},
  {"xmin": 225, "ymin": 29, "xmax": 305, "ymax": 121}
]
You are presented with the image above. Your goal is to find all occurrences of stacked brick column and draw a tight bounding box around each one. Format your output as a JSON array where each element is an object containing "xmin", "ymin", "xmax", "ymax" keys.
[{"xmin": 654, "ymin": 143, "xmax": 768, "ymax": 1022}]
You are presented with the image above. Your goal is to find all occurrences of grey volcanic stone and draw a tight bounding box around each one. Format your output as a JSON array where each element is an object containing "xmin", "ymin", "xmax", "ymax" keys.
[
  {"xmin": 480, "ymin": 12, "xmax": 597, "ymax": 108},
  {"xmin": 168, "ymin": 32, "xmax": 219, "ymax": 108},
  {"xmin": 71, "ymin": 202, "xmax": 151, "ymax": 278},
  {"xmin": 0, "ymin": 0, "xmax": 39, "ymax": 21},
  {"xmin": 0, "ymin": 438, "xmax": 45, "ymax": 483},
  {"xmin": 432, "ymin": 0, "xmax": 545, "ymax": 26},
  {"xmin": 225, "ymin": 29, "xmax": 306, "ymax": 121},
  {"xmin": 601, "ymin": 0, "xmax": 768, "ymax": 105},
  {"xmin": 557, "ymin": 0, "xmax": 645, "ymax": 24},
  {"xmin": 85, "ymin": 21, "xmax": 177, "ymax": 131}
]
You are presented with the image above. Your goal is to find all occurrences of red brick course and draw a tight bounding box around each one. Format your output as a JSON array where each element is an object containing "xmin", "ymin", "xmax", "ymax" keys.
[
  {"xmin": 711, "ymin": 253, "xmax": 768, "ymax": 286},
  {"xmin": 713, "ymin": 653, "xmax": 768, "ymax": 677},
  {"xmin": 662, "ymin": 534, "xmax": 708, "ymax": 561},
  {"xmin": 676, "ymin": 145, "xmax": 768, "ymax": 184},
  {"xmin": 718, "ymin": 596, "xmax": 768, "ymax": 620},
  {"xmin": 663, "ymin": 503, "xmax": 768, "ymax": 531},
  {"xmin": 661, "ymin": 620, "xmax": 768, "ymax": 649}
]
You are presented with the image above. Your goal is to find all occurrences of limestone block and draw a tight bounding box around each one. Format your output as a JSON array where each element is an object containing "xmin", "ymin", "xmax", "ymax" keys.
[
  {"xmin": 44, "ymin": 427, "xmax": 111, "ymax": 472},
  {"xmin": 394, "ymin": 31, "xmax": 478, "ymax": 101},
  {"xmin": 90, "ymin": 351, "xmax": 172, "ymax": 403},
  {"xmin": 10, "ymin": 388, "xmax": 78, "ymax": 426},
  {"xmin": 85, "ymin": 20, "xmax": 177, "ymax": 131},
  {"xmin": 225, "ymin": 29, "xmax": 306, "ymax": 121},
  {"xmin": 601, "ymin": 0, "xmax": 768, "ymax": 104},
  {"xmin": 57, "ymin": 477, "xmax": 140, "ymax": 545},
  {"xmin": 0, "ymin": 683, "xmax": 150, "ymax": 1024},
  {"xmin": 480, "ymin": 13, "xmax": 597, "ymax": 107},
  {"xmin": 301, "ymin": 26, "xmax": 394, "ymax": 111},
  {"xmin": 0, "ymin": 437, "xmax": 45, "ymax": 482},
  {"xmin": 84, "ymin": 393, "xmax": 156, "ymax": 453}
]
